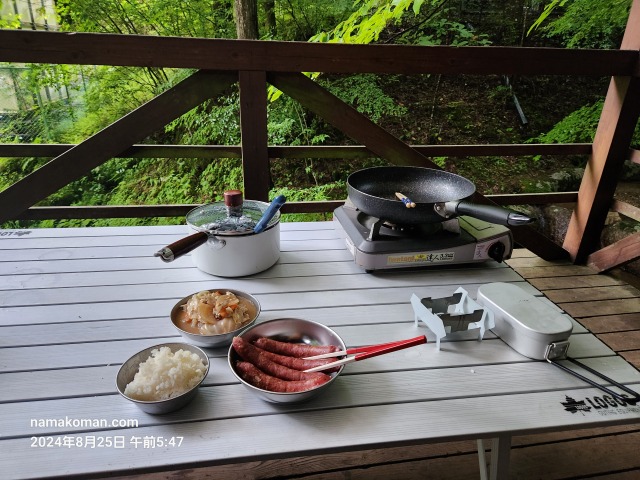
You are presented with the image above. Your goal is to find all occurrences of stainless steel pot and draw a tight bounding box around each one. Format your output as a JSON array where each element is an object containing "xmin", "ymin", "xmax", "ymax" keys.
[{"xmin": 155, "ymin": 191, "xmax": 284, "ymax": 277}]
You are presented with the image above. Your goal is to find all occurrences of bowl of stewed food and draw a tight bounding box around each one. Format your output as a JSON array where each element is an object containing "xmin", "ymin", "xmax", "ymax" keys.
[{"xmin": 171, "ymin": 289, "xmax": 260, "ymax": 347}]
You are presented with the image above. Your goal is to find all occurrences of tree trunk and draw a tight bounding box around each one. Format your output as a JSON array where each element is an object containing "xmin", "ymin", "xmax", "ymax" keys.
[
  {"xmin": 264, "ymin": 0, "xmax": 276, "ymax": 37},
  {"xmin": 234, "ymin": 0, "xmax": 259, "ymax": 39}
]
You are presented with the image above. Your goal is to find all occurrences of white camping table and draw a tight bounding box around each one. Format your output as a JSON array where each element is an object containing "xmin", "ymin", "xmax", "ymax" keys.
[{"xmin": 1, "ymin": 221, "xmax": 639, "ymax": 479}]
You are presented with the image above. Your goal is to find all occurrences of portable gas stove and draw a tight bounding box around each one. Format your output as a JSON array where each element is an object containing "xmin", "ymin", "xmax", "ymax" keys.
[{"xmin": 333, "ymin": 200, "xmax": 513, "ymax": 272}]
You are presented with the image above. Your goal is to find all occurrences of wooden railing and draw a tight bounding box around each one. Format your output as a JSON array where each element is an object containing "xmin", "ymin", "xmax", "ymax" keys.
[{"xmin": 0, "ymin": 0, "xmax": 639, "ymax": 270}]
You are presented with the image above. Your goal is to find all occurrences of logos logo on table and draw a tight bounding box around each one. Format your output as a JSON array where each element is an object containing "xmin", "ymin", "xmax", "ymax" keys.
[
  {"xmin": 1, "ymin": 230, "xmax": 31, "ymax": 237},
  {"xmin": 561, "ymin": 394, "xmax": 639, "ymax": 416}
]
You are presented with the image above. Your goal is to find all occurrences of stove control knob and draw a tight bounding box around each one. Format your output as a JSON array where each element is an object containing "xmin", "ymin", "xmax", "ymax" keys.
[{"xmin": 488, "ymin": 241, "xmax": 506, "ymax": 263}]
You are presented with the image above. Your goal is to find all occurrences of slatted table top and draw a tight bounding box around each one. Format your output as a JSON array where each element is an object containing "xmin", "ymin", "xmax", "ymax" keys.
[{"xmin": 1, "ymin": 222, "xmax": 639, "ymax": 479}]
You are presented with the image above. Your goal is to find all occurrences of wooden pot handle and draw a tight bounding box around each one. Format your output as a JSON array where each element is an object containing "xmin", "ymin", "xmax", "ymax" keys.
[{"xmin": 154, "ymin": 231, "xmax": 208, "ymax": 262}]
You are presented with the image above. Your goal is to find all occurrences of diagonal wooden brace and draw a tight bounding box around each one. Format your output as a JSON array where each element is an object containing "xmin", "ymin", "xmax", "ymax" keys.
[{"xmin": 0, "ymin": 70, "xmax": 237, "ymax": 223}]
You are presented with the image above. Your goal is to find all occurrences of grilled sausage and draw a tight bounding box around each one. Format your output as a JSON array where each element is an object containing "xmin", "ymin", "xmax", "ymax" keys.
[
  {"xmin": 233, "ymin": 336, "xmax": 340, "ymax": 373},
  {"xmin": 253, "ymin": 337, "xmax": 339, "ymax": 358},
  {"xmin": 232, "ymin": 336, "xmax": 330, "ymax": 382},
  {"xmin": 235, "ymin": 361, "xmax": 330, "ymax": 392}
]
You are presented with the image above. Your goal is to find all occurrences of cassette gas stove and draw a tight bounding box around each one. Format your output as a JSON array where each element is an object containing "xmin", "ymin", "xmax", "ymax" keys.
[{"xmin": 333, "ymin": 199, "xmax": 513, "ymax": 272}]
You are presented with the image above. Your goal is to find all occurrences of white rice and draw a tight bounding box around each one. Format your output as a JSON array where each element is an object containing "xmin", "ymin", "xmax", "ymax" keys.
[{"xmin": 124, "ymin": 346, "xmax": 206, "ymax": 401}]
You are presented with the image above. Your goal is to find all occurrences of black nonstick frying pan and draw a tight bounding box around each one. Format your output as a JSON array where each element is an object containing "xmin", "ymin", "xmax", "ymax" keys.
[{"xmin": 347, "ymin": 166, "xmax": 533, "ymax": 226}]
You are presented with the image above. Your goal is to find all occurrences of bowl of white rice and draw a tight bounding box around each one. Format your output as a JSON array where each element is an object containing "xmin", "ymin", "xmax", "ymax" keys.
[{"xmin": 116, "ymin": 343, "xmax": 209, "ymax": 414}]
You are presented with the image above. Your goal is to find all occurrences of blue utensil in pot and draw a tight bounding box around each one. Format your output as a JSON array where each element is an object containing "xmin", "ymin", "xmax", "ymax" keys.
[{"xmin": 254, "ymin": 195, "xmax": 286, "ymax": 234}]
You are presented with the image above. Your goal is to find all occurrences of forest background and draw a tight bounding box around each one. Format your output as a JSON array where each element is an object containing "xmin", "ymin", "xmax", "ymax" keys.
[{"xmin": 0, "ymin": 0, "xmax": 639, "ymax": 228}]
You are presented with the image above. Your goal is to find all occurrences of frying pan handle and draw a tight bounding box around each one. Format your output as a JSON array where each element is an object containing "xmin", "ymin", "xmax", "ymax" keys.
[
  {"xmin": 154, "ymin": 231, "xmax": 209, "ymax": 262},
  {"xmin": 446, "ymin": 201, "xmax": 534, "ymax": 226}
]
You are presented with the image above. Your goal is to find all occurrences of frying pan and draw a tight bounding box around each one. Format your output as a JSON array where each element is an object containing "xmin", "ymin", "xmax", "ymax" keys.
[{"xmin": 347, "ymin": 166, "xmax": 533, "ymax": 226}]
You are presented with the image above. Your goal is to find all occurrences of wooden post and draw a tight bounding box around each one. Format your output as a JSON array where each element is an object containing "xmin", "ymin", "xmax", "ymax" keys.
[
  {"xmin": 239, "ymin": 70, "xmax": 270, "ymax": 201},
  {"xmin": 563, "ymin": 0, "xmax": 640, "ymax": 263}
]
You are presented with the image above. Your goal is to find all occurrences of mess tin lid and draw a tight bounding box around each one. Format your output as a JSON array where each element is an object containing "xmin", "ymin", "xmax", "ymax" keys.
[
  {"xmin": 186, "ymin": 192, "xmax": 279, "ymax": 236},
  {"xmin": 476, "ymin": 282, "xmax": 573, "ymax": 340}
]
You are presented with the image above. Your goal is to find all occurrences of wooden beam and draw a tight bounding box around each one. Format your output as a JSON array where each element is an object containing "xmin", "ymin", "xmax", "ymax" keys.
[
  {"xmin": 587, "ymin": 231, "xmax": 640, "ymax": 272},
  {"xmin": 12, "ymin": 201, "xmax": 347, "ymax": 220},
  {"xmin": 0, "ymin": 143, "xmax": 240, "ymax": 158},
  {"xmin": 0, "ymin": 71, "xmax": 237, "ymax": 222},
  {"xmin": 13, "ymin": 205, "xmax": 199, "ymax": 220},
  {"xmin": 612, "ymin": 200, "xmax": 640, "ymax": 222},
  {"xmin": 11, "ymin": 193, "xmax": 578, "ymax": 221},
  {"xmin": 563, "ymin": 0, "xmax": 640, "ymax": 263},
  {"xmin": 0, "ymin": 30, "xmax": 637, "ymax": 76},
  {"xmin": 239, "ymin": 71, "xmax": 270, "ymax": 201},
  {"xmin": 0, "ymin": 143, "xmax": 592, "ymax": 159},
  {"xmin": 489, "ymin": 192, "xmax": 578, "ymax": 205},
  {"xmin": 269, "ymin": 143, "xmax": 591, "ymax": 158}
]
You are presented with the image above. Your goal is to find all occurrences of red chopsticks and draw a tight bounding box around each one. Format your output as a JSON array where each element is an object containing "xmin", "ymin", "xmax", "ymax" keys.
[{"xmin": 303, "ymin": 334, "xmax": 427, "ymax": 372}]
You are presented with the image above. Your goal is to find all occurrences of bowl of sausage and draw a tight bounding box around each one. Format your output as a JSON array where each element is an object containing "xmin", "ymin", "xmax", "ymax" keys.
[{"xmin": 228, "ymin": 318, "xmax": 346, "ymax": 403}]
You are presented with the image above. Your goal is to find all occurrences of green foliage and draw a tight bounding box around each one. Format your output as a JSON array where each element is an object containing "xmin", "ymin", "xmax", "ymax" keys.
[
  {"xmin": 530, "ymin": 0, "xmax": 631, "ymax": 48},
  {"xmin": 487, "ymin": 85, "xmax": 513, "ymax": 107},
  {"xmin": 310, "ymin": 0, "xmax": 490, "ymax": 47},
  {"xmin": 528, "ymin": 0, "xmax": 568, "ymax": 35},
  {"xmin": 528, "ymin": 97, "xmax": 640, "ymax": 163},
  {"xmin": 321, "ymin": 74, "xmax": 407, "ymax": 123},
  {"xmin": 267, "ymin": 0, "xmax": 354, "ymax": 41},
  {"xmin": 432, "ymin": 156, "xmax": 447, "ymax": 168},
  {"xmin": 413, "ymin": 17, "xmax": 492, "ymax": 46},
  {"xmin": 167, "ymin": 92, "xmax": 241, "ymax": 146},
  {"xmin": 270, "ymin": 182, "xmax": 347, "ymax": 222},
  {"xmin": 534, "ymin": 100, "xmax": 603, "ymax": 144},
  {"xmin": 0, "ymin": 3, "xmax": 20, "ymax": 29},
  {"xmin": 455, "ymin": 156, "xmax": 531, "ymax": 194},
  {"xmin": 94, "ymin": 89, "xmax": 245, "ymax": 210},
  {"xmin": 0, "ymin": 156, "xmax": 47, "ymax": 192},
  {"xmin": 310, "ymin": 0, "xmax": 426, "ymax": 44},
  {"xmin": 56, "ymin": 0, "xmax": 235, "ymax": 38},
  {"xmin": 0, "ymin": 63, "xmax": 80, "ymax": 142},
  {"xmin": 0, "ymin": 111, "xmax": 40, "ymax": 143},
  {"xmin": 199, "ymin": 160, "xmax": 244, "ymax": 198}
]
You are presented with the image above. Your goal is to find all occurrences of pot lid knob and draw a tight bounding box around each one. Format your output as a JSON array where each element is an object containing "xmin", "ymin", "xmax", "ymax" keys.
[{"xmin": 223, "ymin": 190, "xmax": 243, "ymax": 207}]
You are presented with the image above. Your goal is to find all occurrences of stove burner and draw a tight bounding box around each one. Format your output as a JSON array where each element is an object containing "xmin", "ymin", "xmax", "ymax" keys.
[
  {"xmin": 380, "ymin": 220, "xmax": 442, "ymax": 235},
  {"xmin": 357, "ymin": 212, "xmax": 456, "ymax": 241}
]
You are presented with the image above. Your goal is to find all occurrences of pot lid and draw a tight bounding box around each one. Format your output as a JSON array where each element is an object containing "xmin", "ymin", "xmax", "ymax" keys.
[{"xmin": 186, "ymin": 191, "xmax": 279, "ymax": 236}]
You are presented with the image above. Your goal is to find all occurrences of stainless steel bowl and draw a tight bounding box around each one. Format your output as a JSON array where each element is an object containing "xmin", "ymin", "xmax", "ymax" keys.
[
  {"xmin": 171, "ymin": 289, "xmax": 261, "ymax": 348},
  {"xmin": 116, "ymin": 342, "xmax": 209, "ymax": 414},
  {"xmin": 228, "ymin": 318, "xmax": 346, "ymax": 403}
]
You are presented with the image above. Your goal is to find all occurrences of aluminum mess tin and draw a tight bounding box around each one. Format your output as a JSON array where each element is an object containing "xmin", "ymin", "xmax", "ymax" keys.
[{"xmin": 476, "ymin": 282, "xmax": 573, "ymax": 360}]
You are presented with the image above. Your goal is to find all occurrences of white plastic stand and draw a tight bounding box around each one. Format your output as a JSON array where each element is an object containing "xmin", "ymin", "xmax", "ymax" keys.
[{"xmin": 411, "ymin": 287, "xmax": 495, "ymax": 349}]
